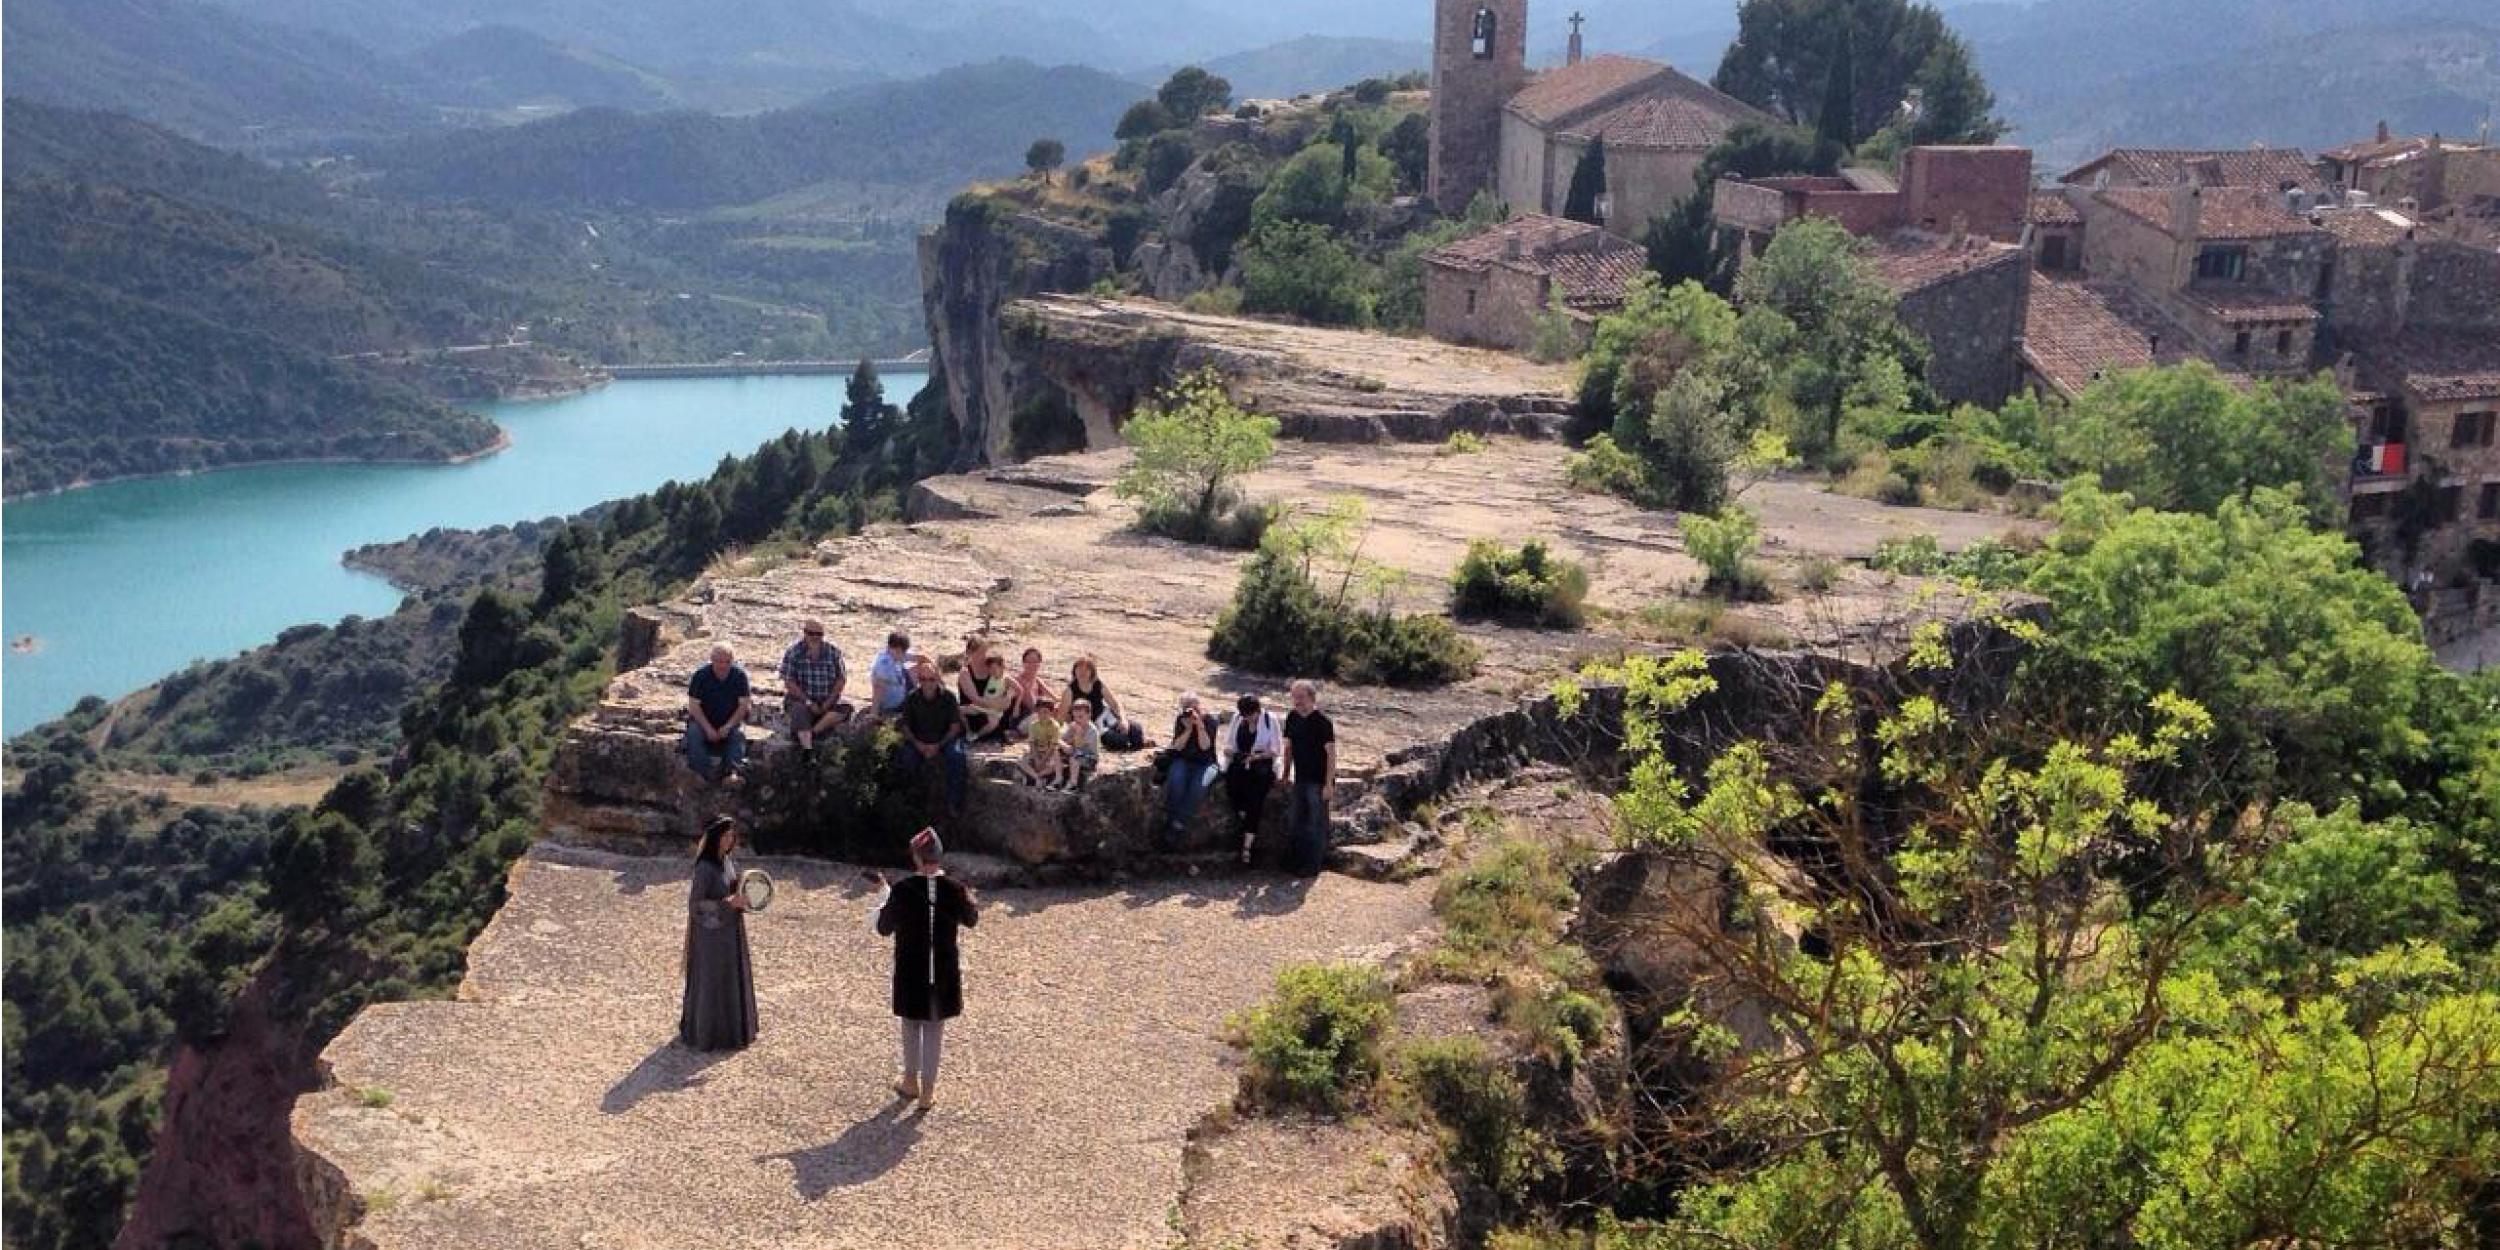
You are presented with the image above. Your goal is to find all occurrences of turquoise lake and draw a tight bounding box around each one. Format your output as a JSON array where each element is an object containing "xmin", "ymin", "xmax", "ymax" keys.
[{"xmin": 2, "ymin": 371, "xmax": 926, "ymax": 737}]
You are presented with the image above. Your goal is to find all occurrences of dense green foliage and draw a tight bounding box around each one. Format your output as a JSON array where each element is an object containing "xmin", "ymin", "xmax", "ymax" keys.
[
  {"xmin": 1239, "ymin": 220, "xmax": 1376, "ymax": 327},
  {"xmin": 1112, "ymin": 370, "xmax": 1280, "ymax": 547},
  {"xmin": 1451, "ymin": 540, "xmax": 1590, "ymax": 629},
  {"xmin": 1, "ymin": 368, "xmax": 949, "ymax": 1247},
  {"xmin": 2034, "ymin": 365, "xmax": 2350, "ymax": 520},
  {"xmin": 1237, "ymin": 963, "xmax": 1394, "ymax": 1112},
  {"xmin": 1714, "ymin": 0, "xmax": 2004, "ymax": 148},
  {"xmin": 1210, "ymin": 505, "xmax": 1480, "ymax": 689}
]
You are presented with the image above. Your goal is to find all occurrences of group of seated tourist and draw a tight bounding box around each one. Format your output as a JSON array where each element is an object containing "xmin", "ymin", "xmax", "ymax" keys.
[{"xmin": 682, "ymin": 626, "xmax": 1340, "ymax": 876}]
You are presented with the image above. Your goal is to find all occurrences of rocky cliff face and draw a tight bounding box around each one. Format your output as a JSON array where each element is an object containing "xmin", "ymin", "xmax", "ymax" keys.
[{"xmin": 917, "ymin": 198, "xmax": 1116, "ymax": 467}]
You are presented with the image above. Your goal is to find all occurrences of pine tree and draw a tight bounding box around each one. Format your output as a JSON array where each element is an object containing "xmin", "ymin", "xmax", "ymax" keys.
[
  {"xmin": 841, "ymin": 358, "xmax": 895, "ymax": 458},
  {"xmin": 1818, "ymin": 7, "xmax": 1858, "ymax": 151},
  {"xmin": 1562, "ymin": 137, "xmax": 1609, "ymax": 225}
]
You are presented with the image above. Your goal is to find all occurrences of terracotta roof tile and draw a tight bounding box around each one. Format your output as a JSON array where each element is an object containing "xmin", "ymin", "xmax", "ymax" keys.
[
  {"xmin": 2023, "ymin": 276, "xmax": 2157, "ymax": 397},
  {"xmin": 2179, "ymin": 284, "xmax": 2319, "ymax": 324},
  {"xmin": 1505, "ymin": 56, "xmax": 1664, "ymax": 126},
  {"xmin": 2354, "ymin": 331, "xmax": 2500, "ymax": 403},
  {"xmin": 2315, "ymin": 207, "xmax": 2415, "ymax": 246},
  {"xmin": 1423, "ymin": 213, "xmax": 1646, "ymax": 310},
  {"xmin": 2028, "ymin": 191, "xmax": 2082, "ymax": 226},
  {"xmin": 2060, "ymin": 147, "xmax": 2323, "ymax": 190},
  {"xmin": 2095, "ymin": 186, "xmax": 2326, "ymax": 241},
  {"xmin": 1866, "ymin": 232, "xmax": 2025, "ymax": 294},
  {"xmin": 1571, "ymin": 93, "xmax": 1754, "ymax": 150}
]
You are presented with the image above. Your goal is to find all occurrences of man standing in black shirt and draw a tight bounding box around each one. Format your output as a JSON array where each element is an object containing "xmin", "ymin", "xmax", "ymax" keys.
[
  {"xmin": 1279, "ymin": 680, "xmax": 1337, "ymax": 877},
  {"xmin": 896, "ymin": 659, "xmax": 972, "ymax": 819},
  {"xmin": 685, "ymin": 645, "xmax": 753, "ymax": 785}
]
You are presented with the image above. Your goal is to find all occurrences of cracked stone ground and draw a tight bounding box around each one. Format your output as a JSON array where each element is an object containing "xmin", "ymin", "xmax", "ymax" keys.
[{"xmin": 295, "ymin": 846, "xmax": 1436, "ymax": 1250}]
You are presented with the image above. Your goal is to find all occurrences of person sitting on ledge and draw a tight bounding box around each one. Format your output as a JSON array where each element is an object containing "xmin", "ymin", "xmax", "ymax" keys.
[
  {"xmin": 1219, "ymin": 693, "xmax": 1284, "ymax": 865},
  {"xmin": 1007, "ymin": 646, "xmax": 1058, "ymax": 730},
  {"xmin": 1160, "ymin": 692, "xmax": 1221, "ymax": 848},
  {"xmin": 1067, "ymin": 655, "xmax": 1149, "ymax": 751},
  {"xmin": 685, "ymin": 645, "xmax": 753, "ymax": 786},
  {"xmin": 1064, "ymin": 699, "xmax": 1102, "ymax": 789},
  {"xmin": 869, "ymin": 631, "xmax": 917, "ymax": 722},
  {"xmin": 962, "ymin": 654, "xmax": 1017, "ymax": 743},
  {"xmin": 1018, "ymin": 707, "xmax": 1073, "ymax": 790},
  {"xmin": 896, "ymin": 659, "xmax": 971, "ymax": 820},
  {"xmin": 779, "ymin": 619, "xmax": 851, "ymax": 752}
]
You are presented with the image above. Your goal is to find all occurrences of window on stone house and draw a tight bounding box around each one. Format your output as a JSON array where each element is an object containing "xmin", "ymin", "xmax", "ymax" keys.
[
  {"xmin": 2351, "ymin": 492, "xmax": 2390, "ymax": 523},
  {"xmin": 1471, "ymin": 7, "xmax": 1497, "ymax": 58},
  {"xmin": 2453, "ymin": 412, "xmax": 2497, "ymax": 450},
  {"xmin": 2370, "ymin": 404, "xmax": 2407, "ymax": 444},
  {"xmin": 2040, "ymin": 236, "xmax": 2069, "ymax": 271},
  {"xmin": 2275, "ymin": 329, "xmax": 2294, "ymax": 356},
  {"xmin": 2196, "ymin": 247, "xmax": 2248, "ymax": 281},
  {"xmin": 2315, "ymin": 260, "xmax": 2335, "ymax": 300},
  {"xmin": 1466, "ymin": 288, "xmax": 1478, "ymax": 316},
  {"xmin": 2438, "ymin": 484, "xmax": 2465, "ymax": 525},
  {"xmin": 2481, "ymin": 482, "xmax": 2500, "ymax": 521},
  {"xmin": 2234, "ymin": 330, "xmax": 2252, "ymax": 356}
]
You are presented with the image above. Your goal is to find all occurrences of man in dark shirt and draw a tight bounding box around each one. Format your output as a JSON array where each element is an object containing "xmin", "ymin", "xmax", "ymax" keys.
[
  {"xmin": 895, "ymin": 659, "xmax": 971, "ymax": 819},
  {"xmin": 686, "ymin": 645, "xmax": 753, "ymax": 785},
  {"xmin": 1279, "ymin": 679, "xmax": 1337, "ymax": 877}
]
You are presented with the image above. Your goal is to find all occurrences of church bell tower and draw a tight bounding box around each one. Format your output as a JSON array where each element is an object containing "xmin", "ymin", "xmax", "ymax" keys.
[{"xmin": 1429, "ymin": 0, "xmax": 1530, "ymax": 212}]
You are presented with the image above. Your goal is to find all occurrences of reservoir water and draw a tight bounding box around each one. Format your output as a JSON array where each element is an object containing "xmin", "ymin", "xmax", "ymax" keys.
[{"xmin": 2, "ymin": 371, "xmax": 925, "ymax": 737}]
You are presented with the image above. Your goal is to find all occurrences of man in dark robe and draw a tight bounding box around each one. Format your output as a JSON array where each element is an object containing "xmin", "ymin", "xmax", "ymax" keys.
[{"xmin": 874, "ymin": 827, "xmax": 979, "ymax": 1112}]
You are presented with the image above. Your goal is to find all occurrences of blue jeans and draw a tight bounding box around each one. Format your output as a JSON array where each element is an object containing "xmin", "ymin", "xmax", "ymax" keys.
[
  {"xmin": 685, "ymin": 722, "xmax": 747, "ymax": 782},
  {"xmin": 1163, "ymin": 759, "xmax": 1220, "ymax": 842},
  {"xmin": 1287, "ymin": 782, "xmax": 1329, "ymax": 877},
  {"xmin": 896, "ymin": 738, "xmax": 970, "ymax": 814}
]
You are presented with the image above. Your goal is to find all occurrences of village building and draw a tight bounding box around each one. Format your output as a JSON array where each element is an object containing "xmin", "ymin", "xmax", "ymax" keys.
[
  {"xmin": 2056, "ymin": 146, "xmax": 2324, "ymax": 193},
  {"xmin": 2320, "ymin": 123, "xmax": 2500, "ymax": 227},
  {"xmin": 1420, "ymin": 213, "xmax": 1646, "ymax": 352},
  {"xmin": 1429, "ymin": 1, "xmax": 1772, "ymax": 236},
  {"xmin": 1707, "ymin": 145, "xmax": 2038, "ymax": 407}
]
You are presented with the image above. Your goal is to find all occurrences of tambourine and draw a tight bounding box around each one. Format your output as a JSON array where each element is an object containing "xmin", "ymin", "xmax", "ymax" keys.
[{"xmin": 738, "ymin": 869, "xmax": 777, "ymax": 913}]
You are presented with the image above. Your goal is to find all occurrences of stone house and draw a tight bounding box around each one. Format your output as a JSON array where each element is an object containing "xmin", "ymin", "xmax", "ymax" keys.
[
  {"xmin": 2320, "ymin": 124, "xmax": 2500, "ymax": 219},
  {"xmin": 1430, "ymin": 1, "xmax": 1772, "ymax": 236},
  {"xmin": 2070, "ymin": 182, "xmax": 2332, "ymax": 375},
  {"xmin": 1707, "ymin": 146, "xmax": 2038, "ymax": 407},
  {"xmin": 2026, "ymin": 191, "xmax": 2085, "ymax": 273},
  {"xmin": 1421, "ymin": 213, "xmax": 1646, "ymax": 352},
  {"xmin": 2343, "ymin": 332, "xmax": 2500, "ymax": 580},
  {"xmin": 1868, "ymin": 234, "xmax": 2033, "ymax": 408}
]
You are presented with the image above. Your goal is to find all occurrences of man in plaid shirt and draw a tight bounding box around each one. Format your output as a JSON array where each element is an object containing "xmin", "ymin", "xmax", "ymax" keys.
[{"xmin": 780, "ymin": 620, "xmax": 852, "ymax": 751}]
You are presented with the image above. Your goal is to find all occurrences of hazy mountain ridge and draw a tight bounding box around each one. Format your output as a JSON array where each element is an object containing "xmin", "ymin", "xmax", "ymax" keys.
[{"xmin": 375, "ymin": 59, "xmax": 1145, "ymax": 211}]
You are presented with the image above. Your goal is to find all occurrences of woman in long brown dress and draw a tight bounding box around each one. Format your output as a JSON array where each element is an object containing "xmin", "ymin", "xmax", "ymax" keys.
[{"xmin": 680, "ymin": 815, "xmax": 759, "ymax": 1051}]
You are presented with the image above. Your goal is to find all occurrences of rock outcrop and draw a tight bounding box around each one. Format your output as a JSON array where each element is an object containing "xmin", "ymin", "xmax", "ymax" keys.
[
  {"xmin": 542, "ymin": 435, "xmax": 2037, "ymax": 875},
  {"xmin": 917, "ymin": 199, "xmax": 1116, "ymax": 467}
]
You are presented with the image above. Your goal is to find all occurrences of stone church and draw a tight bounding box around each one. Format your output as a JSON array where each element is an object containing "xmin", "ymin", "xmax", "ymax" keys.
[{"xmin": 1429, "ymin": 0, "xmax": 1776, "ymax": 236}]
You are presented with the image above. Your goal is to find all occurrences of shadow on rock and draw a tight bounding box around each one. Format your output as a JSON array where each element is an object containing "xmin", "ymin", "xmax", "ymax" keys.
[
  {"xmin": 761, "ymin": 1101, "xmax": 926, "ymax": 1200},
  {"xmin": 602, "ymin": 1041, "xmax": 733, "ymax": 1114}
]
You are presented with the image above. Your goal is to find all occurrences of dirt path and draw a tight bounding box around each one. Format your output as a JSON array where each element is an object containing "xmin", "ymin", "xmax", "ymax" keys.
[{"xmin": 295, "ymin": 846, "xmax": 1437, "ymax": 1250}]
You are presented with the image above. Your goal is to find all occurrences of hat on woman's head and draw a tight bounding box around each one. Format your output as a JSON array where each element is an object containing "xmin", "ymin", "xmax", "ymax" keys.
[{"xmin": 910, "ymin": 827, "xmax": 944, "ymax": 861}]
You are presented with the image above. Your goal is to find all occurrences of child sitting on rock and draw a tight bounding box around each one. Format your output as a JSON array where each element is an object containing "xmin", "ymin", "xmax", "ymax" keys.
[
  {"xmin": 1062, "ymin": 700, "xmax": 1102, "ymax": 790},
  {"xmin": 1018, "ymin": 710, "xmax": 1073, "ymax": 790}
]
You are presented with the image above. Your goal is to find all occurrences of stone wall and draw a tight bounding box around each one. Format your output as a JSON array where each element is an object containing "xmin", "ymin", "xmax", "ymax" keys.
[
  {"xmin": 2407, "ymin": 240, "xmax": 2500, "ymax": 331},
  {"xmin": 1901, "ymin": 146, "xmax": 2033, "ymax": 240},
  {"xmin": 1423, "ymin": 259, "xmax": 1551, "ymax": 351},
  {"xmin": 1897, "ymin": 251, "xmax": 2032, "ymax": 408}
]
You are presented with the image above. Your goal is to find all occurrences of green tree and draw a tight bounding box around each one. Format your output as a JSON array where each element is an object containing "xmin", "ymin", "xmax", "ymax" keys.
[
  {"xmin": 2047, "ymin": 364, "xmax": 2349, "ymax": 520},
  {"xmin": 1239, "ymin": 221, "xmax": 1375, "ymax": 326},
  {"xmin": 1908, "ymin": 35, "xmax": 2002, "ymax": 145},
  {"xmin": 1252, "ymin": 141, "xmax": 1394, "ymax": 231},
  {"xmin": 1116, "ymin": 99, "xmax": 1176, "ymax": 140},
  {"xmin": 2023, "ymin": 483, "xmax": 2436, "ymax": 806},
  {"xmin": 1024, "ymin": 138, "xmax": 1065, "ymax": 183},
  {"xmin": 1156, "ymin": 66, "xmax": 1233, "ymax": 122},
  {"xmin": 1563, "ymin": 137, "xmax": 1609, "ymax": 225},
  {"xmin": 1731, "ymin": 216, "xmax": 1926, "ymax": 461},
  {"xmin": 1715, "ymin": 0, "xmax": 2000, "ymax": 146},
  {"xmin": 1382, "ymin": 113, "xmax": 1432, "ymax": 194},
  {"xmin": 536, "ymin": 524, "xmax": 598, "ymax": 613},
  {"xmin": 1574, "ymin": 273, "xmax": 1754, "ymax": 511},
  {"xmin": 1142, "ymin": 132, "xmax": 1197, "ymax": 196},
  {"xmin": 1816, "ymin": 7, "xmax": 1858, "ymax": 150},
  {"xmin": 840, "ymin": 358, "xmax": 896, "ymax": 458},
  {"xmin": 450, "ymin": 589, "xmax": 531, "ymax": 688},
  {"xmin": 1112, "ymin": 370, "xmax": 1279, "ymax": 538}
]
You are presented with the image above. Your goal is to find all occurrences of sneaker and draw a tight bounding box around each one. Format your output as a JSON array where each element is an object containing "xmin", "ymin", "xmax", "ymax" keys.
[{"xmin": 894, "ymin": 1075, "xmax": 920, "ymax": 1102}]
